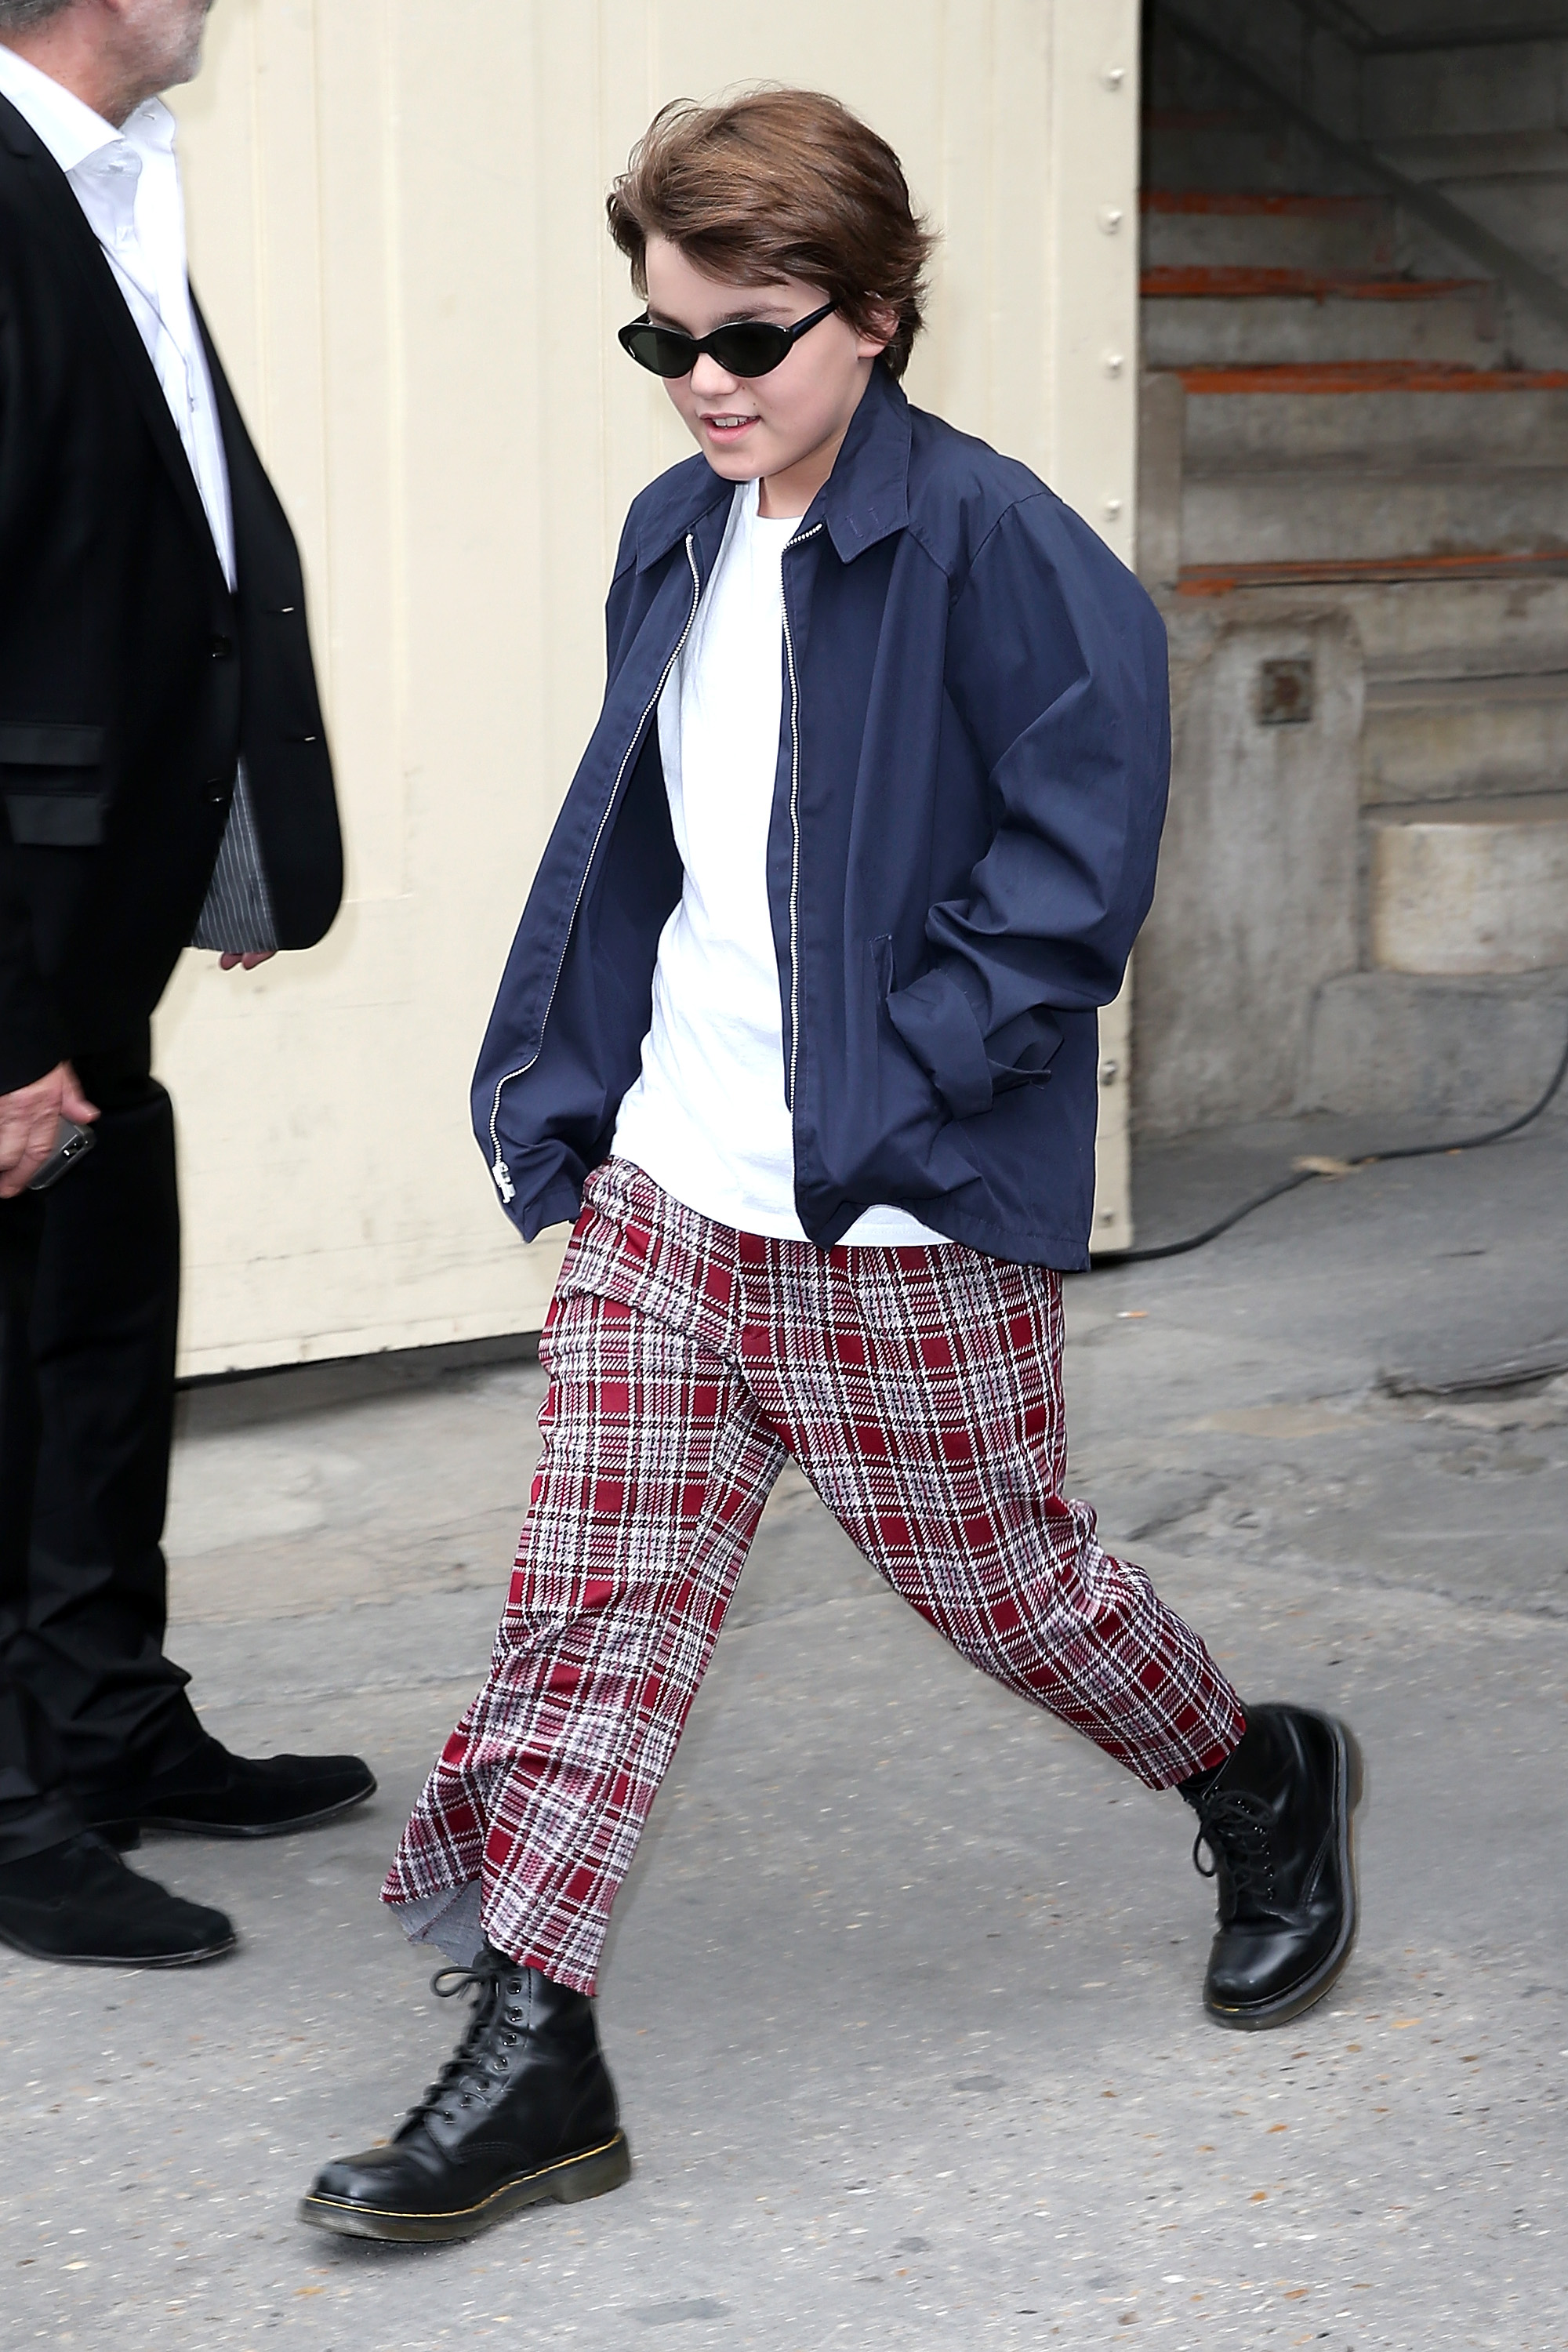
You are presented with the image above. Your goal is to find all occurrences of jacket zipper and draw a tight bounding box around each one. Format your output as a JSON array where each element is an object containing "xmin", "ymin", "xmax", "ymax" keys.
[
  {"xmin": 488, "ymin": 532, "xmax": 702, "ymax": 1201},
  {"xmin": 779, "ymin": 521, "xmax": 823, "ymax": 1112}
]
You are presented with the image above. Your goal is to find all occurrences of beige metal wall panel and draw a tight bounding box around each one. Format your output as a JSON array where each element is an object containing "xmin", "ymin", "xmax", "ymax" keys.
[{"xmin": 160, "ymin": 0, "xmax": 1142, "ymax": 1375}]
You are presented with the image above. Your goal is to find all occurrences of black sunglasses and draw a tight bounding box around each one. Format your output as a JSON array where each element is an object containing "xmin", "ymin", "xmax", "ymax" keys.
[{"xmin": 618, "ymin": 299, "xmax": 837, "ymax": 380}]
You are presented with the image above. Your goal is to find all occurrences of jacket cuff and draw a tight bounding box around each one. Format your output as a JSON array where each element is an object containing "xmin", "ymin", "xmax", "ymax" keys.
[
  {"xmin": 513, "ymin": 1170, "xmax": 586, "ymax": 1244},
  {"xmin": 886, "ymin": 967, "xmax": 993, "ymax": 1120}
]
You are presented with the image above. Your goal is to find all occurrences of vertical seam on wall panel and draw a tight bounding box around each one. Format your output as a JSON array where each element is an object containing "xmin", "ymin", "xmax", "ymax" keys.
[
  {"xmin": 644, "ymin": 0, "xmax": 660, "ymax": 147},
  {"xmin": 1044, "ymin": 0, "xmax": 1058, "ymax": 492},
  {"xmin": 594, "ymin": 0, "xmax": 611, "ymax": 588},
  {"xmin": 379, "ymin": 0, "xmax": 411, "ymax": 901},
  {"xmin": 643, "ymin": 0, "xmax": 661, "ymax": 502},
  {"xmin": 245, "ymin": 0, "xmax": 270, "ymax": 456},
  {"xmin": 307, "ymin": 0, "xmax": 336, "ymax": 729},
  {"xmin": 935, "ymin": 0, "xmax": 949, "ymax": 423},
  {"xmin": 1127, "ymin": 0, "xmax": 1145, "ymax": 570},
  {"xmin": 987, "ymin": 0, "xmax": 1000, "ymax": 447}
]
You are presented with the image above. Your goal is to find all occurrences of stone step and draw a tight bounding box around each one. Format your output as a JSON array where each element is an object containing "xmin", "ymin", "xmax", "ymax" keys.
[
  {"xmin": 1362, "ymin": 670, "xmax": 1568, "ymax": 807},
  {"xmin": 1341, "ymin": 573, "xmax": 1568, "ymax": 673},
  {"xmin": 1369, "ymin": 794, "xmax": 1568, "ymax": 975},
  {"xmin": 1422, "ymin": 172, "xmax": 1568, "ymax": 289},
  {"xmin": 1143, "ymin": 114, "xmax": 1363, "ymax": 197},
  {"xmin": 1142, "ymin": 282, "xmax": 1497, "ymax": 369},
  {"xmin": 1374, "ymin": 129, "xmax": 1568, "ymax": 186},
  {"xmin": 1180, "ymin": 466, "xmax": 1568, "ymax": 568},
  {"xmin": 1173, "ymin": 554, "xmax": 1568, "ymax": 607},
  {"xmin": 1174, "ymin": 366, "xmax": 1568, "ymax": 466},
  {"xmin": 1161, "ymin": 572, "xmax": 1568, "ymax": 681},
  {"xmin": 1365, "ymin": 42, "xmax": 1566, "ymax": 143},
  {"xmin": 1145, "ymin": 267, "xmax": 1485, "ymax": 303},
  {"xmin": 1141, "ymin": 188, "xmax": 1396, "ymax": 274},
  {"xmin": 1301, "ymin": 965, "xmax": 1568, "ymax": 1119}
]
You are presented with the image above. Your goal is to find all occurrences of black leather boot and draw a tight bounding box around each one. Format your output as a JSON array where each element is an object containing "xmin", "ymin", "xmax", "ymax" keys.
[
  {"xmin": 299, "ymin": 1944, "xmax": 630, "ymax": 2242},
  {"xmin": 1186, "ymin": 1703, "xmax": 1363, "ymax": 2030}
]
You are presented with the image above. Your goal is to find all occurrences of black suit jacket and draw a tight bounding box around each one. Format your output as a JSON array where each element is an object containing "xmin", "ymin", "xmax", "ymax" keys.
[{"xmin": 0, "ymin": 93, "xmax": 342, "ymax": 1094}]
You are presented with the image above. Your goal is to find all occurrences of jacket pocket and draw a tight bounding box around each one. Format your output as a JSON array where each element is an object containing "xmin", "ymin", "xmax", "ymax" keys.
[
  {"xmin": 0, "ymin": 723, "xmax": 108, "ymax": 847},
  {"xmin": 844, "ymin": 932, "xmax": 978, "ymax": 1196}
]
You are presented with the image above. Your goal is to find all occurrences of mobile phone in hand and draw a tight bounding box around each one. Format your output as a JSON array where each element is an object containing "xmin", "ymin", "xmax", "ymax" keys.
[{"xmin": 27, "ymin": 1117, "xmax": 96, "ymax": 1192}]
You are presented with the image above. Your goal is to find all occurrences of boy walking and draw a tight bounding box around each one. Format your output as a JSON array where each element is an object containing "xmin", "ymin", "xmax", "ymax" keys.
[{"xmin": 302, "ymin": 89, "xmax": 1361, "ymax": 2245}]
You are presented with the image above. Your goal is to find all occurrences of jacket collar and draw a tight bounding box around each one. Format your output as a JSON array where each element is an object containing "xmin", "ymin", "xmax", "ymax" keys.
[
  {"xmin": 633, "ymin": 360, "xmax": 913, "ymax": 572},
  {"xmin": 807, "ymin": 361, "xmax": 912, "ymax": 563},
  {"xmin": 0, "ymin": 47, "xmax": 121, "ymax": 171},
  {"xmin": 633, "ymin": 452, "xmax": 732, "ymax": 572},
  {"xmin": 0, "ymin": 86, "xmax": 37, "ymax": 158}
]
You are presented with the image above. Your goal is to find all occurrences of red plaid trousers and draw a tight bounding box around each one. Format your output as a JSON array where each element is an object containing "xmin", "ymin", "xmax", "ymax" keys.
[{"xmin": 383, "ymin": 1159, "xmax": 1243, "ymax": 1992}]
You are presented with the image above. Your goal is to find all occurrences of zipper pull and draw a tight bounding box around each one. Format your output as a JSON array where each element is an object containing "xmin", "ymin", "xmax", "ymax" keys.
[{"xmin": 492, "ymin": 1153, "xmax": 516, "ymax": 1203}]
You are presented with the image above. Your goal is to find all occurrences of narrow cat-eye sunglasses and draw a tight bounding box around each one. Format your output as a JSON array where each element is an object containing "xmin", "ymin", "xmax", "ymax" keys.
[{"xmin": 618, "ymin": 299, "xmax": 837, "ymax": 380}]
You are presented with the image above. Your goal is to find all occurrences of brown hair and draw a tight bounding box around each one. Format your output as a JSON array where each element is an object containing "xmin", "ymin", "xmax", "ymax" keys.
[{"xmin": 607, "ymin": 89, "xmax": 935, "ymax": 382}]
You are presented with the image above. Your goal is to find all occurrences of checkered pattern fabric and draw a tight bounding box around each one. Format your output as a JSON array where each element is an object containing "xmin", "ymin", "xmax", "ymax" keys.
[{"xmin": 383, "ymin": 1159, "xmax": 1243, "ymax": 1993}]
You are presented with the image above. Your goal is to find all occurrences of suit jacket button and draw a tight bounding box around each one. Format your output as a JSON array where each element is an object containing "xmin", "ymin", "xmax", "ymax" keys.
[
  {"xmin": 205, "ymin": 778, "xmax": 231, "ymax": 804},
  {"xmin": 209, "ymin": 633, "xmax": 235, "ymax": 659}
]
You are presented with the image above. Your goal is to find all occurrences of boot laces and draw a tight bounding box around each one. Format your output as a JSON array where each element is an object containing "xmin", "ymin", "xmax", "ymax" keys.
[
  {"xmin": 1191, "ymin": 1788, "xmax": 1278, "ymax": 1904},
  {"xmin": 404, "ymin": 1950, "xmax": 528, "ymax": 2128}
]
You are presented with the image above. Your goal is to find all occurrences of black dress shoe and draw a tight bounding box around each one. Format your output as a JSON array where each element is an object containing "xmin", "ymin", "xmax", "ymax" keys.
[
  {"xmin": 82, "ymin": 1733, "xmax": 376, "ymax": 1845},
  {"xmin": 299, "ymin": 1944, "xmax": 631, "ymax": 2243},
  {"xmin": 1188, "ymin": 1702, "xmax": 1363, "ymax": 2030},
  {"xmin": 0, "ymin": 1833, "xmax": 236, "ymax": 1968}
]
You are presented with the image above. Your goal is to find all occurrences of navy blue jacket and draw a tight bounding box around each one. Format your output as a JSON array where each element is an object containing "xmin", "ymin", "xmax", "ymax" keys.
[{"xmin": 474, "ymin": 362, "xmax": 1169, "ymax": 1269}]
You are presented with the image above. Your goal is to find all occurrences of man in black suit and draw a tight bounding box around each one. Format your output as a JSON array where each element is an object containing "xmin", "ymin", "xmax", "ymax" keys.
[{"xmin": 0, "ymin": 0, "xmax": 375, "ymax": 1969}]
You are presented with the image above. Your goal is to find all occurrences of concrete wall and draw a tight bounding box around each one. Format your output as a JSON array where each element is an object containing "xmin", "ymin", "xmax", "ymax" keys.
[
  {"xmin": 1134, "ymin": 603, "xmax": 1364, "ymax": 1137},
  {"xmin": 159, "ymin": 0, "xmax": 1144, "ymax": 1376}
]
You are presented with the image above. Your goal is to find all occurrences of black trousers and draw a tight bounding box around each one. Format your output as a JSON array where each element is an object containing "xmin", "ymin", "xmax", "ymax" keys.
[{"xmin": 0, "ymin": 1028, "xmax": 202, "ymax": 1863}]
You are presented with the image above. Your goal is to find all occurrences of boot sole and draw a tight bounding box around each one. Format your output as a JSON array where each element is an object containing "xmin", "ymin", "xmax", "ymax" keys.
[
  {"xmin": 296, "ymin": 2129, "xmax": 633, "ymax": 2245},
  {"xmin": 0, "ymin": 1918, "xmax": 238, "ymax": 1969},
  {"xmin": 1205, "ymin": 1714, "xmax": 1364, "ymax": 2032},
  {"xmin": 93, "ymin": 1781, "xmax": 377, "ymax": 1849}
]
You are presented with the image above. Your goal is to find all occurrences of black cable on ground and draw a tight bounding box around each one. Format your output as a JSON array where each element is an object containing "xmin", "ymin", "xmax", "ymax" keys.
[{"xmin": 1091, "ymin": 1012, "xmax": 1568, "ymax": 1270}]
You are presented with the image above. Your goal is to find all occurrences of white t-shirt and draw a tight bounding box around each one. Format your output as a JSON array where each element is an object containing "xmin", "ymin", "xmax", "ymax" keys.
[{"xmin": 612, "ymin": 480, "xmax": 945, "ymax": 1245}]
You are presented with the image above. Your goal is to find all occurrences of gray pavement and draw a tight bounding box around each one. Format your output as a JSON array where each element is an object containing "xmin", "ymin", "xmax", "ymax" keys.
[{"xmin": 5, "ymin": 1109, "xmax": 1568, "ymax": 2350}]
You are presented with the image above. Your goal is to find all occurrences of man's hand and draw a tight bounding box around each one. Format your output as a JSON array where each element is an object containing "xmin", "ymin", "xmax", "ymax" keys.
[
  {"xmin": 217, "ymin": 951, "xmax": 278, "ymax": 972},
  {"xmin": 0, "ymin": 1062, "xmax": 99, "ymax": 1200}
]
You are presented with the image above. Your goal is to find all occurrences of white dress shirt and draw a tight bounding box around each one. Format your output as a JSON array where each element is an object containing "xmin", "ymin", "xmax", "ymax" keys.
[{"xmin": 0, "ymin": 43, "xmax": 276, "ymax": 952}]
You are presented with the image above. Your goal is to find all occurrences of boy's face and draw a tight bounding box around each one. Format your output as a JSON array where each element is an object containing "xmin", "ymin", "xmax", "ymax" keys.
[{"xmin": 642, "ymin": 238, "xmax": 891, "ymax": 515}]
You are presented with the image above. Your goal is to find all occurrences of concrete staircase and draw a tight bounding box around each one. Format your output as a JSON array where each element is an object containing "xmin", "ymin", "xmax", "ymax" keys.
[{"xmin": 1135, "ymin": 26, "xmax": 1568, "ymax": 1127}]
